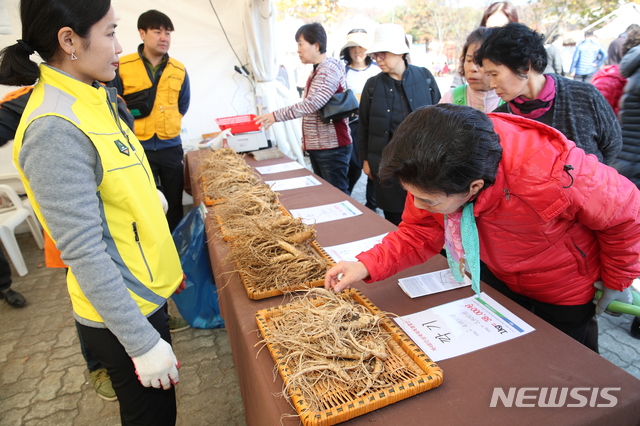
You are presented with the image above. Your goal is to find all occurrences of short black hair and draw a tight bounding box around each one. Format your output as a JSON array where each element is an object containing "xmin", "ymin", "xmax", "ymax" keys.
[
  {"xmin": 0, "ymin": 0, "xmax": 111, "ymax": 87},
  {"xmin": 474, "ymin": 22, "xmax": 547, "ymax": 77},
  {"xmin": 379, "ymin": 104, "xmax": 502, "ymax": 196},
  {"xmin": 295, "ymin": 23, "xmax": 327, "ymax": 54},
  {"xmin": 138, "ymin": 9, "xmax": 174, "ymax": 32}
]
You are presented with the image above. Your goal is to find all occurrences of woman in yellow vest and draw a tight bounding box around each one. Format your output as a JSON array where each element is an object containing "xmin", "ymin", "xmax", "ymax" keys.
[{"xmin": 0, "ymin": 1, "xmax": 183, "ymax": 424}]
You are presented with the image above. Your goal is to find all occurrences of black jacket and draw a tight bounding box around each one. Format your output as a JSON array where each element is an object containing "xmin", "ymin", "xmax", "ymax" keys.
[
  {"xmin": 359, "ymin": 64, "xmax": 440, "ymax": 212},
  {"xmin": 614, "ymin": 45, "xmax": 640, "ymax": 187},
  {"xmin": 494, "ymin": 73, "xmax": 622, "ymax": 165}
]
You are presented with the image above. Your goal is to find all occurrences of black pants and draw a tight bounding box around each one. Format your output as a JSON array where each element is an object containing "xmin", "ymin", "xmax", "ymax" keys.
[
  {"xmin": 383, "ymin": 210, "xmax": 403, "ymax": 226},
  {"xmin": 0, "ymin": 246, "xmax": 12, "ymax": 292},
  {"xmin": 347, "ymin": 121, "xmax": 362, "ymax": 193},
  {"xmin": 480, "ymin": 262, "xmax": 598, "ymax": 352},
  {"xmin": 76, "ymin": 305, "xmax": 176, "ymax": 425},
  {"xmin": 146, "ymin": 145, "xmax": 185, "ymax": 232}
]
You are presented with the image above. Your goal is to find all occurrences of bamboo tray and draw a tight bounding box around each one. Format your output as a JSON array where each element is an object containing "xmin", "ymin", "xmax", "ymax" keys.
[
  {"xmin": 255, "ymin": 289, "xmax": 443, "ymax": 426},
  {"xmin": 235, "ymin": 240, "xmax": 334, "ymax": 300}
]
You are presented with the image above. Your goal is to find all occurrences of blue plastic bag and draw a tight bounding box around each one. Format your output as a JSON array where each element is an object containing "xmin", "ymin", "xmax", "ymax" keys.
[{"xmin": 171, "ymin": 204, "xmax": 224, "ymax": 329}]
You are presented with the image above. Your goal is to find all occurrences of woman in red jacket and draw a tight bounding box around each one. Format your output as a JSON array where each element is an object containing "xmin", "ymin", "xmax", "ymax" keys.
[{"xmin": 325, "ymin": 104, "xmax": 640, "ymax": 351}]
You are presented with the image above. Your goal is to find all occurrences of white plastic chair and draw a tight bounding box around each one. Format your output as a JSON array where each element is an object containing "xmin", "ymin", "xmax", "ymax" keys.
[{"xmin": 0, "ymin": 184, "xmax": 44, "ymax": 276}]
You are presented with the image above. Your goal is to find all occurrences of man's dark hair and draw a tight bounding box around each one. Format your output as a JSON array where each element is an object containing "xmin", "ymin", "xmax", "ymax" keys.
[
  {"xmin": 138, "ymin": 9, "xmax": 174, "ymax": 32},
  {"xmin": 295, "ymin": 23, "xmax": 327, "ymax": 54},
  {"xmin": 379, "ymin": 104, "xmax": 502, "ymax": 196},
  {"xmin": 474, "ymin": 22, "xmax": 547, "ymax": 77}
]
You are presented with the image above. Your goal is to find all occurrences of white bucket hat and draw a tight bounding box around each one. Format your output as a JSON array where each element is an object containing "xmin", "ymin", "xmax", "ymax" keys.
[
  {"xmin": 367, "ymin": 24, "xmax": 410, "ymax": 55},
  {"xmin": 340, "ymin": 31, "xmax": 371, "ymax": 56}
]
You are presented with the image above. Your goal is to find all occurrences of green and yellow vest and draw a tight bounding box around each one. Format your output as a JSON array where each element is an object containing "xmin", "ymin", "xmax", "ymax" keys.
[{"xmin": 13, "ymin": 64, "xmax": 182, "ymax": 322}]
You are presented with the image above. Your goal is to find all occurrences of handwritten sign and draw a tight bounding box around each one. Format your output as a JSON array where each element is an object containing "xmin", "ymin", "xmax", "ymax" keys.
[{"xmin": 395, "ymin": 292, "xmax": 535, "ymax": 361}]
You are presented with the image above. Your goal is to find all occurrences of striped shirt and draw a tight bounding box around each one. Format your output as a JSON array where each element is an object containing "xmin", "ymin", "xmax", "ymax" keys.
[{"xmin": 274, "ymin": 56, "xmax": 351, "ymax": 150}]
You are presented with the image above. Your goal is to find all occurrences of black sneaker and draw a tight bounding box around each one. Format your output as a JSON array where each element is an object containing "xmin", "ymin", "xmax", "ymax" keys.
[
  {"xmin": 0, "ymin": 289, "xmax": 26, "ymax": 308},
  {"xmin": 630, "ymin": 317, "xmax": 640, "ymax": 339}
]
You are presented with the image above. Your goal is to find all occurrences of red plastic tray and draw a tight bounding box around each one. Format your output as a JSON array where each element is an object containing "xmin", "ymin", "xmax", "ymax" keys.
[{"xmin": 216, "ymin": 114, "xmax": 260, "ymax": 134}]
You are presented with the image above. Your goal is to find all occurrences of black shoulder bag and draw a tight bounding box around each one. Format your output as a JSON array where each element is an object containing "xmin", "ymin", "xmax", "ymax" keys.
[
  {"xmin": 122, "ymin": 80, "xmax": 159, "ymax": 119},
  {"xmin": 318, "ymin": 88, "xmax": 359, "ymax": 124}
]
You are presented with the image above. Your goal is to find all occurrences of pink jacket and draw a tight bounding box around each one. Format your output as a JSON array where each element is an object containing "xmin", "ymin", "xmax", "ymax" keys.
[{"xmin": 357, "ymin": 113, "xmax": 640, "ymax": 305}]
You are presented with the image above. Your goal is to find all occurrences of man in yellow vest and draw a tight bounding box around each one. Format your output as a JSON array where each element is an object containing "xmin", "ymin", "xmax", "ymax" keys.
[{"xmin": 110, "ymin": 10, "xmax": 190, "ymax": 232}]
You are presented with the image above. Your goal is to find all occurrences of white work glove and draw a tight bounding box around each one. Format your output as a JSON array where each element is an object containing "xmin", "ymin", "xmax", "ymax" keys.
[
  {"xmin": 131, "ymin": 338, "xmax": 180, "ymax": 389},
  {"xmin": 157, "ymin": 189, "xmax": 169, "ymax": 214},
  {"xmin": 593, "ymin": 281, "xmax": 633, "ymax": 316}
]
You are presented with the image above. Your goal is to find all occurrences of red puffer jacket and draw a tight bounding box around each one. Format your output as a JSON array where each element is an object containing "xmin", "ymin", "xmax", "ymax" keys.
[
  {"xmin": 591, "ymin": 64, "xmax": 627, "ymax": 117},
  {"xmin": 357, "ymin": 113, "xmax": 640, "ymax": 305}
]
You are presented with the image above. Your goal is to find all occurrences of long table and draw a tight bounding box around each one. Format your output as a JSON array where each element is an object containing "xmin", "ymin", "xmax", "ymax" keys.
[{"xmin": 185, "ymin": 149, "xmax": 640, "ymax": 425}]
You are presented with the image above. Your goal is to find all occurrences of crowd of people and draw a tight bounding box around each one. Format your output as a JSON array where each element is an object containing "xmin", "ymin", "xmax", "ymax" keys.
[
  {"xmin": 1, "ymin": 0, "xmax": 639, "ymax": 424},
  {"xmin": 321, "ymin": 2, "xmax": 640, "ymax": 358}
]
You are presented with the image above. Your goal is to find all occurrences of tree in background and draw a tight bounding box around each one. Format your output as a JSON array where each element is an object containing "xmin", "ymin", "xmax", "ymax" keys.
[
  {"xmin": 521, "ymin": 0, "xmax": 623, "ymax": 41},
  {"xmin": 274, "ymin": 0, "xmax": 346, "ymax": 23}
]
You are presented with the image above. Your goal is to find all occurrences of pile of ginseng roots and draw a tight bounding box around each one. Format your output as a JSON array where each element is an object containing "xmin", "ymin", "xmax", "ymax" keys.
[
  {"xmin": 200, "ymin": 148, "xmax": 330, "ymax": 292},
  {"xmin": 262, "ymin": 289, "xmax": 393, "ymax": 412}
]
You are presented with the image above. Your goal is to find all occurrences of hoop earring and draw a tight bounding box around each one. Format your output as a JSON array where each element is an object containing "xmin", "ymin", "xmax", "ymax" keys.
[{"xmin": 71, "ymin": 52, "xmax": 78, "ymax": 61}]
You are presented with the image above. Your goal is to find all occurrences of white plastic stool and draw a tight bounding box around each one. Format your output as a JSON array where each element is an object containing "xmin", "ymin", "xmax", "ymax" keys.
[{"xmin": 0, "ymin": 184, "xmax": 44, "ymax": 276}]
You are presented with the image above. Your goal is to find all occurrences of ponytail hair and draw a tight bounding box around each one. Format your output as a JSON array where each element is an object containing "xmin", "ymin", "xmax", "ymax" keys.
[{"xmin": 0, "ymin": 0, "xmax": 111, "ymax": 86}]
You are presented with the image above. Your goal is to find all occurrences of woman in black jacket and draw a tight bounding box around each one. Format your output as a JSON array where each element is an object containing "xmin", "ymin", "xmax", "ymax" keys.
[
  {"xmin": 359, "ymin": 24, "xmax": 440, "ymax": 225},
  {"xmin": 613, "ymin": 34, "xmax": 640, "ymax": 340}
]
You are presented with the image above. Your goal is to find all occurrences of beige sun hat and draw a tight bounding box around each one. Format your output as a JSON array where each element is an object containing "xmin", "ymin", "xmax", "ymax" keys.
[
  {"xmin": 340, "ymin": 31, "xmax": 372, "ymax": 56},
  {"xmin": 367, "ymin": 23, "xmax": 410, "ymax": 55}
]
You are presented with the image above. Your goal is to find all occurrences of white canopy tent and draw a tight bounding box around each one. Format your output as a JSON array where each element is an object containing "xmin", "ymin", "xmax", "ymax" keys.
[
  {"xmin": 0, "ymin": 0, "xmax": 302, "ymax": 162},
  {"xmin": 589, "ymin": 3, "xmax": 640, "ymax": 40}
]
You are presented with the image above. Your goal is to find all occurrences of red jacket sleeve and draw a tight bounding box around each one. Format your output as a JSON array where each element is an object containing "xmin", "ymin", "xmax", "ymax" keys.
[
  {"xmin": 563, "ymin": 147, "xmax": 640, "ymax": 291},
  {"xmin": 356, "ymin": 194, "xmax": 445, "ymax": 282}
]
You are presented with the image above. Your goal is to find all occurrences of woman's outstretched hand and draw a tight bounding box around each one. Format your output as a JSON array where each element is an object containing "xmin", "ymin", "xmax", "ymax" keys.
[
  {"xmin": 324, "ymin": 261, "xmax": 370, "ymax": 293},
  {"xmin": 255, "ymin": 112, "xmax": 276, "ymax": 130}
]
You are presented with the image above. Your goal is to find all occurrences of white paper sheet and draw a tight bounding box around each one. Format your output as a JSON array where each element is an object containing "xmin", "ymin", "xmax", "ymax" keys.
[
  {"xmin": 398, "ymin": 269, "xmax": 471, "ymax": 298},
  {"xmin": 254, "ymin": 162, "xmax": 305, "ymax": 175},
  {"xmin": 289, "ymin": 201, "xmax": 363, "ymax": 225},
  {"xmin": 264, "ymin": 175, "xmax": 321, "ymax": 191},
  {"xmin": 323, "ymin": 233, "xmax": 388, "ymax": 262},
  {"xmin": 395, "ymin": 292, "xmax": 535, "ymax": 362}
]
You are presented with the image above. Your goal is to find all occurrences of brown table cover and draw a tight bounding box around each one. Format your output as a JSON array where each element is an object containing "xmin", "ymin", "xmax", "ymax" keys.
[{"xmin": 185, "ymin": 149, "xmax": 640, "ymax": 426}]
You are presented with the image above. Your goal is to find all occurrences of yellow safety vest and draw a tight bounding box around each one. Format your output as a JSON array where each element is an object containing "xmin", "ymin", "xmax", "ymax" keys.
[
  {"xmin": 13, "ymin": 64, "xmax": 182, "ymax": 322},
  {"xmin": 118, "ymin": 52, "xmax": 186, "ymax": 140}
]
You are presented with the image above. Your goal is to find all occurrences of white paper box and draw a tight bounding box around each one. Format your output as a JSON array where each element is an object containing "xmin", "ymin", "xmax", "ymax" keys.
[{"xmin": 226, "ymin": 130, "xmax": 268, "ymax": 152}]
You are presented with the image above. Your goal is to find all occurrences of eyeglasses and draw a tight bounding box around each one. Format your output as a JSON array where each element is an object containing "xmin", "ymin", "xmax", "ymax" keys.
[{"xmin": 369, "ymin": 52, "xmax": 386, "ymax": 61}]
